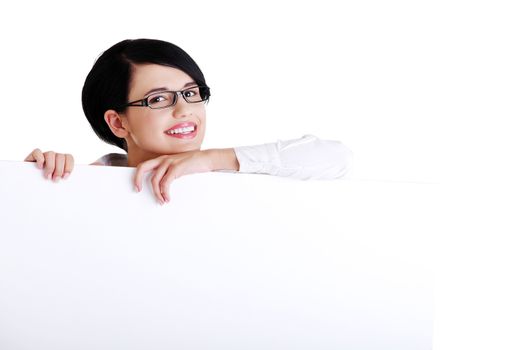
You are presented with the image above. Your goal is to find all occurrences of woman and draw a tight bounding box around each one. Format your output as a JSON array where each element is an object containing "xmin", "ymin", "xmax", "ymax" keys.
[{"xmin": 25, "ymin": 39, "xmax": 352, "ymax": 204}]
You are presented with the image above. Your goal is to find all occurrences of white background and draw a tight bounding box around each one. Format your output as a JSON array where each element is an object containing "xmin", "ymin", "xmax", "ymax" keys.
[{"xmin": 0, "ymin": 0, "xmax": 524, "ymax": 349}]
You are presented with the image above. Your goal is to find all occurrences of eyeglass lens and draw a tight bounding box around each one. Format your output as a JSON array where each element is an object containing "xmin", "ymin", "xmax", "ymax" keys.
[{"xmin": 147, "ymin": 86, "xmax": 207, "ymax": 109}]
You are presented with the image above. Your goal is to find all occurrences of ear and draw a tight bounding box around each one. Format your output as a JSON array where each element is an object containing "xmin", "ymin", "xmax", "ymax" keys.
[{"xmin": 104, "ymin": 110, "xmax": 129, "ymax": 138}]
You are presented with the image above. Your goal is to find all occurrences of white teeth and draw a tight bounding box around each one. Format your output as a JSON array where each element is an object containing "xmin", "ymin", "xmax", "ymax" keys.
[{"xmin": 168, "ymin": 126, "xmax": 195, "ymax": 134}]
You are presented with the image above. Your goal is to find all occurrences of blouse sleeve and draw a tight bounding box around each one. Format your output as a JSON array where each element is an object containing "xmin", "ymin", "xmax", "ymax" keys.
[{"xmin": 232, "ymin": 135, "xmax": 353, "ymax": 180}]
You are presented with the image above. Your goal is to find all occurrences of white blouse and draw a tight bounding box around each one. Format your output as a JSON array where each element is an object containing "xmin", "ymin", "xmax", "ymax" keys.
[{"xmin": 92, "ymin": 135, "xmax": 353, "ymax": 180}]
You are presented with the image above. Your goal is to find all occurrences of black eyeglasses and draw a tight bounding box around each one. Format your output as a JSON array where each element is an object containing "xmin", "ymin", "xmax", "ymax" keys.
[{"xmin": 119, "ymin": 85, "xmax": 210, "ymax": 110}]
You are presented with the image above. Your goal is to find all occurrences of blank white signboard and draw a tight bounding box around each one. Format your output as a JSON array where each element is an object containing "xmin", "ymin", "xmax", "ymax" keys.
[{"xmin": 0, "ymin": 161, "xmax": 434, "ymax": 349}]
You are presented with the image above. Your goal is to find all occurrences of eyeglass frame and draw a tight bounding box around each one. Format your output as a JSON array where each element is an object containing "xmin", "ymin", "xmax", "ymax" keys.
[{"xmin": 118, "ymin": 85, "xmax": 211, "ymax": 110}]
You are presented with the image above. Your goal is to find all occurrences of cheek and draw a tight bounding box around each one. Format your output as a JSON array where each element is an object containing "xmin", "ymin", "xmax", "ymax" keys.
[
  {"xmin": 199, "ymin": 109, "xmax": 207, "ymax": 128},
  {"xmin": 198, "ymin": 114, "xmax": 206, "ymax": 138},
  {"xmin": 128, "ymin": 115, "xmax": 161, "ymax": 145}
]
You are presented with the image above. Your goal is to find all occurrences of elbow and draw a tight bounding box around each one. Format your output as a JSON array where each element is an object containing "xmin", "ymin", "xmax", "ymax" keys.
[
  {"xmin": 330, "ymin": 143, "xmax": 353, "ymax": 180},
  {"xmin": 340, "ymin": 146, "xmax": 354, "ymax": 179},
  {"xmin": 300, "ymin": 143, "xmax": 354, "ymax": 180}
]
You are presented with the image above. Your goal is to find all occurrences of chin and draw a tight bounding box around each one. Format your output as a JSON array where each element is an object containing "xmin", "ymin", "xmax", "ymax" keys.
[{"xmin": 170, "ymin": 144, "xmax": 202, "ymax": 154}]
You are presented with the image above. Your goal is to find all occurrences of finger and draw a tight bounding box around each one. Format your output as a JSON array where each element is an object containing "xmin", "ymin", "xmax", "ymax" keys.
[
  {"xmin": 24, "ymin": 148, "xmax": 39, "ymax": 161},
  {"xmin": 134, "ymin": 158, "xmax": 161, "ymax": 192},
  {"xmin": 53, "ymin": 154, "xmax": 66, "ymax": 181},
  {"xmin": 63, "ymin": 154, "xmax": 75, "ymax": 179},
  {"xmin": 159, "ymin": 166, "xmax": 180, "ymax": 203},
  {"xmin": 151, "ymin": 161, "xmax": 171, "ymax": 204},
  {"xmin": 24, "ymin": 148, "xmax": 45, "ymax": 169},
  {"xmin": 43, "ymin": 152, "xmax": 56, "ymax": 180}
]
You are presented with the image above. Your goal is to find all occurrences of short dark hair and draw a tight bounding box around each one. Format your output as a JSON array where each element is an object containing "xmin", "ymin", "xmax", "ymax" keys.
[{"xmin": 81, "ymin": 38, "xmax": 209, "ymax": 151}]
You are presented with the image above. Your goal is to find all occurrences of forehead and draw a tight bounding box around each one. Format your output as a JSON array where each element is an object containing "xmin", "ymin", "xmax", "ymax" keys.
[{"xmin": 129, "ymin": 64, "xmax": 194, "ymax": 95}]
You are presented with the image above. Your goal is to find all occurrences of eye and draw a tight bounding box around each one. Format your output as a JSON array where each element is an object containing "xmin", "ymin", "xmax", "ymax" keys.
[
  {"xmin": 183, "ymin": 89, "xmax": 197, "ymax": 98},
  {"xmin": 148, "ymin": 93, "xmax": 169, "ymax": 105}
]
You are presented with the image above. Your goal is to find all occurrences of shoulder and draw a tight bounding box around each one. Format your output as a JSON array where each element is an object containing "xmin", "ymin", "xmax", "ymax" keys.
[{"xmin": 90, "ymin": 153, "xmax": 128, "ymax": 167}]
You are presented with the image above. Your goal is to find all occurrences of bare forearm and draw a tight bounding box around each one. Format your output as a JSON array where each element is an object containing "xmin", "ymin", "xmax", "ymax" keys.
[{"xmin": 205, "ymin": 148, "xmax": 240, "ymax": 172}]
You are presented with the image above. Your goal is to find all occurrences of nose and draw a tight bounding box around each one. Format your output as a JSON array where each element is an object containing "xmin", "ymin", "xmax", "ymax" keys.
[{"xmin": 171, "ymin": 93, "xmax": 192, "ymax": 118}]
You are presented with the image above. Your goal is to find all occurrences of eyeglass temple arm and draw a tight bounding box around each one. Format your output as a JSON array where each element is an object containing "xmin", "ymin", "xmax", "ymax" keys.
[{"xmin": 124, "ymin": 99, "xmax": 149, "ymax": 107}]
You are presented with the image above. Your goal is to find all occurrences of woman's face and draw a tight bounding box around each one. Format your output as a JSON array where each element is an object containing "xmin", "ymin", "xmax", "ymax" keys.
[{"xmin": 119, "ymin": 64, "xmax": 207, "ymax": 163}]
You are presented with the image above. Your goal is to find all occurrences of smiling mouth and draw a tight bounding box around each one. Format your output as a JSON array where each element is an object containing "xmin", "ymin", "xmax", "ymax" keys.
[
  {"xmin": 166, "ymin": 125, "xmax": 196, "ymax": 135},
  {"xmin": 164, "ymin": 123, "xmax": 198, "ymax": 139}
]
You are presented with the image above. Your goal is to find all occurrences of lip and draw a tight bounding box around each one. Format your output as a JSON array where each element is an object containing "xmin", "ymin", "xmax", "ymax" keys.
[{"xmin": 164, "ymin": 121, "xmax": 198, "ymax": 139}]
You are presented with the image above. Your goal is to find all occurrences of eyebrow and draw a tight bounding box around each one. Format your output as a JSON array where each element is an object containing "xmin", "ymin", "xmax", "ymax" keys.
[{"xmin": 143, "ymin": 81, "xmax": 197, "ymax": 97}]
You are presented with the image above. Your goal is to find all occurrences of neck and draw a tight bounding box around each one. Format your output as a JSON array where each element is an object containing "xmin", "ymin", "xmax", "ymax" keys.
[{"xmin": 125, "ymin": 145, "xmax": 162, "ymax": 167}]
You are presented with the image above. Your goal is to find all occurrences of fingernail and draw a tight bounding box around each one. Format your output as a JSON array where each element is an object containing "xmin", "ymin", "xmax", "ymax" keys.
[
  {"xmin": 53, "ymin": 176, "xmax": 60, "ymax": 182},
  {"xmin": 46, "ymin": 173, "xmax": 52, "ymax": 180},
  {"xmin": 63, "ymin": 172, "xmax": 70, "ymax": 180},
  {"xmin": 135, "ymin": 185, "xmax": 140, "ymax": 192}
]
